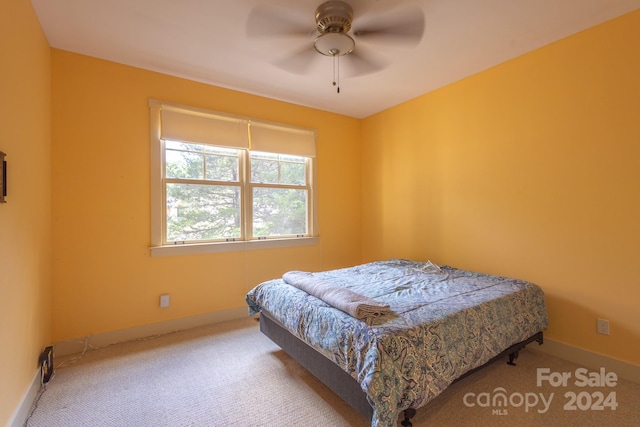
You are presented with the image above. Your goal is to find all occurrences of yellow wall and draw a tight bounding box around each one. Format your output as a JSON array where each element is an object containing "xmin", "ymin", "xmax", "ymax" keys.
[
  {"xmin": 362, "ymin": 10, "xmax": 640, "ymax": 365},
  {"xmin": 0, "ymin": 0, "xmax": 52, "ymax": 424},
  {"xmin": 50, "ymin": 50, "xmax": 362, "ymax": 341}
]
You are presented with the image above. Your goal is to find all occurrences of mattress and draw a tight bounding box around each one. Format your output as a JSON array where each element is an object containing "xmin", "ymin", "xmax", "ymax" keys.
[{"xmin": 246, "ymin": 259, "xmax": 549, "ymax": 426}]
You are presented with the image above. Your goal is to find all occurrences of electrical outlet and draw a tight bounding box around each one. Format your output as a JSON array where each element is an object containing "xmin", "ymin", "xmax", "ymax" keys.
[
  {"xmin": 596, "ymin": 318, "xmax": 610, "ymax": 335},
  {"xmin": 160, "ymin": 294, "xmax": 170, "ymax": 308}
]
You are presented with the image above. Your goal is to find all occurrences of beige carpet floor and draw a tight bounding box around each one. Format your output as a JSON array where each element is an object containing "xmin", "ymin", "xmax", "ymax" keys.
[{"xmin": 25, "ymin": 317, "xmax": 640, "ymax": 426}]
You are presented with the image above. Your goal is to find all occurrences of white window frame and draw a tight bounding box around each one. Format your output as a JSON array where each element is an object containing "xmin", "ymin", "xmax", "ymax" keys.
[{"xmin": 149, "ymin": 99, "xmax": 318, "ymax": 257}]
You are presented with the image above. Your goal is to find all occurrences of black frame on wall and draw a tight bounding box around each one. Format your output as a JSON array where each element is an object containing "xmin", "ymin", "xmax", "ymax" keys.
[{"xmin": 0, "ymin": 151, "xmax": 6, "ymax": 203}]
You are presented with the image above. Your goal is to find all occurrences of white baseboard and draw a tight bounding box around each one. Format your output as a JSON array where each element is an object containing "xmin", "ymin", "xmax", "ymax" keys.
[
  {"xmin": 8, "ymin": 369, "xmax": 41, "ymax": 427},
  {"xmin": 53, "ymin": 307, "xmax": 249, "ymax": 357},
  {"xmin": 531, "ymin": 338, "xmax": 640, "ymax": 384}
]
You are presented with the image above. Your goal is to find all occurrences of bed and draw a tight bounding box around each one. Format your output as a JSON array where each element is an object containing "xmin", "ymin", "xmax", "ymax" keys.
[{"xmin": 246, "ymin": 259, "xmax": 549, "ymax": 427}]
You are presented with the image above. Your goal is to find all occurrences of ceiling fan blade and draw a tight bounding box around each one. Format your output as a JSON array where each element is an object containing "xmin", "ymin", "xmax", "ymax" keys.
[
  {"xmin": 352, "ymin": 5, "xmax": 425, "ymax": 46},
  {"xmin": 246, "ymin": 4, "xmax": 315, "ymax": 38},
  {"xmin": 342, "ymin": 48, "xmax": 388, "ymax": 77},
  {"xmin": 273, "ymin": 46, "xmax": 320, "ymax": 75}
]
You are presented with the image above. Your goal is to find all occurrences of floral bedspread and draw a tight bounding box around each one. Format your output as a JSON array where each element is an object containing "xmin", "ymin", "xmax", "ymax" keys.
[{"xmin": 246, "ymin": 260, "xmax": 549, "ymax": 427}]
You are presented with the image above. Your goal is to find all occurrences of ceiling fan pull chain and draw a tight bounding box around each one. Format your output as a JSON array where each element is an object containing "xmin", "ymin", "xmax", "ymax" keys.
[
  {"xmin": 332, "ymin": 54, "xmax": 337, "ymax": 92},
  {"xmin": 337, "ymin": 55, "xmax": 340, "ymax": 93},
  {"xmin": 332, "ymin": 53, "xmax": 340, "ymax": 94}
]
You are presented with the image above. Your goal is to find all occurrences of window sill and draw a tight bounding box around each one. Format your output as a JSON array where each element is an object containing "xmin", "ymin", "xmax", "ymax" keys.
[{"xmin": 150, "ymin": 237, "xmax": 319, "ymax": 257}]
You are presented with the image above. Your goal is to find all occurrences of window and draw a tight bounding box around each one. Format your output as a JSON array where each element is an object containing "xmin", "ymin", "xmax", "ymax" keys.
[
  {"xmin": 250, "ymin": 151, "xmax": 310, "ymax": 238},
  {"xmin": 149, "ymin": 100, "xmax": 318, "ymax": 256},
  {"xmin": 165, "ymin": 142, "xmax": 242, "ymax": 242}
]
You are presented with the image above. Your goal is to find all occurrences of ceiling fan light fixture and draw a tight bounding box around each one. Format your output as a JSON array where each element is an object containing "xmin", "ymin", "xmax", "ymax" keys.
[{"xmin": 314, "ymin": 32, "xmax": 355, "ymax": 56}]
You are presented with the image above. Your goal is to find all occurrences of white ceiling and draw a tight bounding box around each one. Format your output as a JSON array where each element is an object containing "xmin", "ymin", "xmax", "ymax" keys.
[{"xmin": 31, "ymin": 0, "xmax": 640, "ymax": 119}]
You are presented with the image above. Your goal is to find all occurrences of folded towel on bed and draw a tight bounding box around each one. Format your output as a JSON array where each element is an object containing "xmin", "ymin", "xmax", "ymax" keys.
[{"xmin": 282, "ymin": 271, "xmax": 392, "ymax": 320}]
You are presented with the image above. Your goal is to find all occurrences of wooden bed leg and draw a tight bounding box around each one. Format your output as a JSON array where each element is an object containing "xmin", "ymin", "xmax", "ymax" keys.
[
  {"xmin": 507, "ymin": 350, "xmax": 519, "ymax": 366},
  {"xmin": 400, "ymin": 408, "xmax": 416, "ymax": 427}
]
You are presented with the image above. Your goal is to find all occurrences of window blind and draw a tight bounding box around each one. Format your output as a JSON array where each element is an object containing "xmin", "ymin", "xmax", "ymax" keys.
[
  {"xmin": 160, "ymin": 106, "xmax": 249, "ymax": 149},
  {"xmin": 249, "ymin": 121, "xmax": 316, "ymax": 158},
  {"xmin": 151, "ymin": 100, "xmax": 316, "ymax": 157}
]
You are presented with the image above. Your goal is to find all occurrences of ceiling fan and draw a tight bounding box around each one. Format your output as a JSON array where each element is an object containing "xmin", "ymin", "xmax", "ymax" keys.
[{"xmin": 246, "ymin": 0, "xmax": 425, "ymax": 92}]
